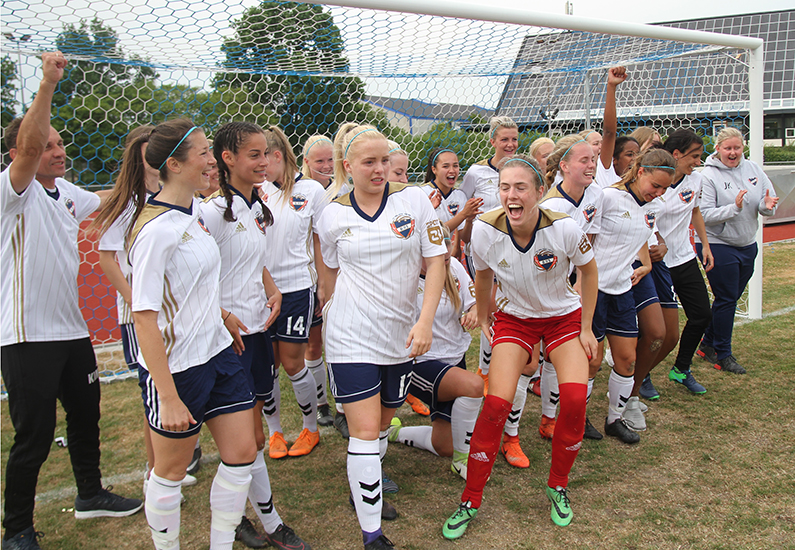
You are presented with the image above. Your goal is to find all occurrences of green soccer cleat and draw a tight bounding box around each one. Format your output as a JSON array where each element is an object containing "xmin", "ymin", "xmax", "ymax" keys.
[
  {"xmin": 387, "ymin": 416, "xmax": 402, "ymax": 443},
  {"xmin": 442, "ymin": 502, "xmax": 478, "ymax": 540},
  {"xmin": 546, "ymin": 486, "xmax": 573, "ymax": 526}
]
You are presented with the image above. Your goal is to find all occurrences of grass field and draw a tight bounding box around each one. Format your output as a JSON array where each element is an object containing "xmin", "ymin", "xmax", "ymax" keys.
[{"xmin": 2, "ymin": 241, "xmax": 794, "ymax": 550}]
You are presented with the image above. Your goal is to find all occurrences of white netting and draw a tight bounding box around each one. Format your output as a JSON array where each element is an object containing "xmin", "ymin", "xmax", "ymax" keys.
[{"xmin": 1, "ymin": 1, "xmax": 757, "ymax": 382}]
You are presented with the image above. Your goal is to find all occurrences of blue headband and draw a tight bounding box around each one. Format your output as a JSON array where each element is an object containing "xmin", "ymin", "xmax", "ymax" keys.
[
  {"xmin": 432, "ymin": 149, "xmax": 456, "ymax": 166},
  {"xmin": 641, "ymin": 165, "xmax": 675, "ymax": 171},
  {"xmin": 503, "ymin": 157, "xmax": 544, "ymax": 185},
  {"xmin": 344, "ymin": 129, "xmax": 378, "ymax": 159},
  {"xmin": 304, "ymin": 137, "xmax": 332, "ymax": 158},
  {"xmin": 389, "ymin": 147, "xmax": 405, "ymax": 154},
  {"xmin": 159, "ymin": 126, "xmax": 199, "ymax": 170},
  {"xmin": 560, "ymin": 139, "xmax": 587, "ymax": 163}
]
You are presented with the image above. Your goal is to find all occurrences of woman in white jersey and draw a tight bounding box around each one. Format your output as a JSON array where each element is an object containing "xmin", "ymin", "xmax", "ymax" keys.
[
  {"xmin": 697, "ymin": 127, "xmax": 777, "ymax": 374},
  {"xmin": 529, "ymin": 137, "xmax": 554, "ymax": 173},
  {"xmin": 300, "ymin": 135, "xmax": 336, "ymax": 428},
  {"xmin": 258, "ymin": 126, "xmax": 328, "ymax": 459},
  {"xmin": 200, "ymin": 122, "xmax": 312, "ymax": 550},
  {"xmin": 589, "ymin": 148, "xmax": 676, "ymax": 445},
  {"xmin": 95, "ymin": 118, "xmax": 258, "ymax": 550},
  {"xmin": 318, "ymin": 125, "xmax": 447, "ymax": 550},
  {"xmin": 388, "ymin": 224, "xmax": 483, "ymax": 479},
  {"xmin": 442, "ymin": 154, "xmax": 597, "ymax": 539},
  {"xmin": 626, "ymin": 131, "xmax": 714, "ymax": 409},
  {"xmin": 540, "ymin": 135, "xmax": 604, "ymax": 441}
]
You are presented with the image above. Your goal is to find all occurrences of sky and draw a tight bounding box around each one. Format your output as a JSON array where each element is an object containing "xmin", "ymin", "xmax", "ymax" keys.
[{"xmin": 3, "ymin": 0, "xmax": 791, "ymax": 109}]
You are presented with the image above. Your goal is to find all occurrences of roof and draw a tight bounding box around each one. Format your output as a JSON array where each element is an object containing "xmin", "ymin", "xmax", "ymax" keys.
[{"xmin": 364, "ymin": 95, "xmax": 493, "ymax": 121}]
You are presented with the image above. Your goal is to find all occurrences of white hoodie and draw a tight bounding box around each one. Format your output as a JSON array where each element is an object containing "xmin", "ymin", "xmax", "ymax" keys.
[{"xmin": 698, "ymin": 154, "xmax": 777, "ymax": 248}]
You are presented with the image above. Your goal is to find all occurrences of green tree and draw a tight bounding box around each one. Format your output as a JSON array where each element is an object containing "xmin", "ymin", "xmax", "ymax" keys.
[
  {"xmin": 1, "ymin": 55, "xmax": 18, "ymax": 128},
  {"xmin": 214, "ymin": 2, "xmax": 381, "ymax": 146}
]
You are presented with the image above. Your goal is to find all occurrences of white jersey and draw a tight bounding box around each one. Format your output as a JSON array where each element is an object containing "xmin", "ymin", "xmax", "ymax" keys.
[
  {"xmin": 420, "ymin": 182, "xmax": 467, "ymax": 230},
  {"xmin": 655, "ymin": 172, "xmax": 702, "ymax": 268},
  {"xmin": 460, "ymin": 160, "xmax": 500, "ymax": 213},
  {"xmin": 200, "ymin": 188, "xmax": 271, "ymax": 335},
  {"xmin": 540, "ymin": 182, "xmax": 604, "ymax": 235},
  {"xmin": 129, "ymin": 196, "xmax": 231, "ymax": 373},
  {"xmin": 594, "ymin": 183, "xmax": 660, "ymax": 295},
  {"xmin": 261, "ymin": 178, "xmax": 326, "ymax": 293},
  {"xmin": 318, "ymin": 183, "xmax": 447, "ymax": 364},
  {"xmin": 471, "ymin": 207, "xmax": 594, "ymax": 319},
  {"xmin": 1, "ymin": 169, "xmax": 100, "ymax": 345},
  {"xmin": 416, "ymin": 257, "xmax": 476, "ymax": 363},
  {"xmin": 98, "ymin": 198, "xmax": 141, "ymax": 326},
  {"xmin": 596, "ymin": 161, "xmax": 620, "ymax": 188}
]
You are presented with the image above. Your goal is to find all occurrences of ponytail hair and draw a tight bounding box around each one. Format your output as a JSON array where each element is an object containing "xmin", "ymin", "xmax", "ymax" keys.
[
  {"xmin": 544, "ymin": 134, "xmax": 585, "ymax": 187},
  {"xmin": 263, "ymin": 125, "xmax": 299, "ymax": 203},
  {"xmin": 331, "ymin": 122, "xmax": 383, "ymax": 198},
  {"xmin": 90, "ymin": 124, "xmax": 155, "ymax": 238},
  {"xmin": 439, "ymin": 224, "xmax": 462, "ymax": 314},
  {"xmin": 618, "ymin": 148, "xmax": 676, "ymax": 187},
  {"xmin": 213, "ymin": 121, "xmax": 273, "ymax": 226}
]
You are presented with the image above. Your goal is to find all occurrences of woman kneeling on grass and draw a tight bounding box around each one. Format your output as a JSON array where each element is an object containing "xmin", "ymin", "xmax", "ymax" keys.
[{"xmin": 442, "ymin": 154, "xmax": 598, "ymax": 539}]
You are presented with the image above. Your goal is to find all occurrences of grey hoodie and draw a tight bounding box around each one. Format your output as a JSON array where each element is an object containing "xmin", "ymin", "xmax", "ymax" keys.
[{"xmin": 698, "ymin": 154, "xmax": 777, "ymax": 247}]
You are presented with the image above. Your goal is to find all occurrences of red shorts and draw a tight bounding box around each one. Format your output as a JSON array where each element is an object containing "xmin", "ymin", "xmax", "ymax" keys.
[{"xmin": 491, "ymin": 309, "xmax": 582, "ymax": 357}]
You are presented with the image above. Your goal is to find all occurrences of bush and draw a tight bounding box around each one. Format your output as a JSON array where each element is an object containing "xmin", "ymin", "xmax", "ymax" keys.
[{"xmin": 764, "ymin": 146, "xmax": 795, "ymax": 164}]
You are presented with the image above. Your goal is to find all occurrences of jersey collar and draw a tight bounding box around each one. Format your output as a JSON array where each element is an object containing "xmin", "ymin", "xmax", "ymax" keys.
[
  {"xmin": 350, "ymin": 182, "xmax": 389, "ymax": 222},
  {"xmin": 147, "ymin": 191, "xmax": 193, "ymax": 215},
  {"xmin": 505, "ymin": 212, "xmax": 542, "ymax": 254}
]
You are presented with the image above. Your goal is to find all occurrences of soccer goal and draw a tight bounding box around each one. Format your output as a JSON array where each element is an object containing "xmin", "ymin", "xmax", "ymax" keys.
[{"xmin": 0, "ymin": 0, "xmax": 765, "ymax": 384}]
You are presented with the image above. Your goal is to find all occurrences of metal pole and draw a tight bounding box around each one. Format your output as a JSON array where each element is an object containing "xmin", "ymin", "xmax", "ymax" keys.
[
  {"xmin": 747, "ymin": 43, "xmax": 765, "ymax": 320},
  {"xmin": 583, "ymin": 70, "xmax": 591, "ymax": 129}
]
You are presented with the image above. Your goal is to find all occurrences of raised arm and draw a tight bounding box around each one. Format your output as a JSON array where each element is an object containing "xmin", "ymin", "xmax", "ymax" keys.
[{"xmin": 600, "ymin": 66, "xmax": 626, "ymax": 170}]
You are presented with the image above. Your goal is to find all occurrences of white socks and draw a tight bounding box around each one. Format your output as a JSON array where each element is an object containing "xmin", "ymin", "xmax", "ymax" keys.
[
  {"xmin": 607, "ymin": 370, "xmax": 634, "ymax": 423},
  {"xmin": 288, "ymin": 366, "xmax": 318, "ymax": 431},
  {"xmin": 248, "ymin": 451, "xmax": 282, "ymax": 535},
  {"xmin": 451, "ymin": 396, "xmax": 481, "ymax": 456},
  {"xmin": 540, "ymin": 360, "xmax": 559, "ymax": 419},
  {"xmin": 210, "ymin": 462, "xmax": 253, "ymax": 549},
  {"xmin": 263, "ymin": 371, "xmax": 282, "ymax": 435},
  {"xmin": 347, "ymin": 437, "xmax": 382, "ymax": 534},
  {"xmin": 306, "ymin": 357, "xmax": 328, "ymax": 407},
  {"xmin": 504, "ymin": 374, "xmax": 530, "ymax": 437},
  {"xmin": 479, "ymin": 332, "xmax": 492, "ymax": 375},
  {"xmin": 394, "ymin": 425, "xmax": 438, "ymax": 455},
  {"xmin": 146, "ymin": 472, "xmax": 181, "ymax": 550}
]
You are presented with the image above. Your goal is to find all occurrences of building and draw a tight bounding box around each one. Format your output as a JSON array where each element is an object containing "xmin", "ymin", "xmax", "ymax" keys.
[{"xmin": 364, "ymin": 95, "xmax": 493, "ymax": 136}]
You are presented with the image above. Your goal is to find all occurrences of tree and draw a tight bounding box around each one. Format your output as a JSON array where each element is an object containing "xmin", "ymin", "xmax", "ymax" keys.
[
  {"xmin": 54, "ymin": 18, "xmax": 157, "ymax": 107},
  {"xmin": 214, "ymin": 2, "xmax": 382, "ymax": 145},
  {"xmin": 1, "ymin": 55, "xmax": 18, "ymax": 129}
]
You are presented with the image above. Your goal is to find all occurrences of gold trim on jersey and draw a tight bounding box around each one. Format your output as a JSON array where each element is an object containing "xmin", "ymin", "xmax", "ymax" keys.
[
  {"xmin": 128, "ymin": 204, "xmax": 172, "ymax": 250},
  {"xmin": 541, "ymin": 185, "xmax": 565, "ymax": 202},
  {"xmin": 200, "ymin": 190, "xmax": 224, "ymax": 202},
  {"xmin": 474, "ymin": 158, "xmax": 490, "ymax": 166},
  {"xmin": 161, "ymin": 275, "xmax": 178, "ymax": 358},
  {"xmin": 610, "ymin": 181, "xmax": 629, "ymax": 192},
  {"xmin": 11, "ymin": 213, "xmax": 26, "ymax": 341},
  {"xmin": 333, "ymin": 192, "xmax": 353, "ymax": 206},
  {"xmin": 479, "ymin": 207, "xmax": 569, "ymax": 235}
]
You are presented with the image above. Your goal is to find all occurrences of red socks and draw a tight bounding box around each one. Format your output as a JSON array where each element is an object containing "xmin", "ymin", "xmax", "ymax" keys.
[
  {"xmin": 461, "ymin": 394, "xmax": 512, "ymax": 508},
  {"xmin": 548, "ymin": 382, "xmax": 586, "ymax": 488}
]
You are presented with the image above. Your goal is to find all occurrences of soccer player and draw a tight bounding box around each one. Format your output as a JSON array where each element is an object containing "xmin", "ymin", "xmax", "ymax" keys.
[
  {"xmin": 388, "ymin": 225, "xmax": 484, "ymax": 479},
  {"xmin": 589, "ymin": 149, "xmax": 676, "ymax": 444},
  {"xmin": 529, "ymin": 137, "xmax": 554, "ymax": 173},
  {"xmin": 697, "ymin": 127, "xmax": 778, "ymax": 374},
  {"xmin": 258, "ymin": 126, "xmax": 328, "ymax": 459},
  {"xmin": 318, "ymin": 124, "xmax": 447, "ymax": 550},
  {"xmin": 299, "ymin": 135, "xmax": 337, "ymax": 427},
  {"xmin": 540, "ymin": 134, "xmax": 604, "ymax": 440},
  {"xmin": 442, "ymin": 154, "xmax": 597, "ymax": 539},
  {"xmin": 2, "ymin": 52, "xmax": 142, "ymax": 550},
  {"xmin": 201, "ymin": 121, "xmax": 311, "ymax": 550}
]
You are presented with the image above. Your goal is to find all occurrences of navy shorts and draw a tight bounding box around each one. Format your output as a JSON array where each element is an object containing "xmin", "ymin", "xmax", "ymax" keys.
[
  {"xmin": 269, "ymin": 288, "xmax": 314, "ymax": 343},
  {"xmin": 592, "ymin": 289, "xmax": 639, "ymax": 341},
  {"xmin": 328, "ymin": 360, "xmax": 413, "ymax": 407},
  {"xmin": 139, "ymin": 346, "xmax": 255, "ymax": 439},
  {"xmin": 409, "ymin": 356, "xmax": 466, "ymax": 422},
  {"xmin": 120, "ymin": 323, "xmax": 140, "ymax": 371},
  {"xmin": 239, "ymin": 332, "xmax": 275, "ymax": 399},
  {"xmin": 631, "ymin": 260, "xmax": 660, "ymax": 313},
  {"xmin": 310, "ymin": 290, "xmax": 323, "ymax": 328},
  {"xmin": 650, "ymin": 261, "xmax": 678, "ymax": 309}
]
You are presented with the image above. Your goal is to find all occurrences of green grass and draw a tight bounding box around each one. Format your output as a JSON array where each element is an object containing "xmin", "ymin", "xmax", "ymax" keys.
[{"xmin": 2, "ymin": 242, "xmax": 794, "ymax": 549}]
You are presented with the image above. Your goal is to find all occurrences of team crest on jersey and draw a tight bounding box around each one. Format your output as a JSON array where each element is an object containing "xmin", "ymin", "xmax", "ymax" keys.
[
  {"xmin": 749, "ymin": 177, "xmax": 758, "ymax": 186},
  {"xmin": 454, "ymin": 275, "xmax": 461, "ymax": 291},
  {"xmin": 290, "ymin": 194, "xmax": 308, "ymax": 211},
  {"xmin": 679, "ymin": 189, "xmax": 695, "ymax": 204},
  {"xmin": 644, "ymin": 211, "xmax": 656, "ymax": 230},
  {"xmin": 447, "ymin": 202, "xmax": 460, "ymax": 217},
  {"xmin": 534, "ymin": 249, "xmax": 558, "ymax": 272},
  {"xmin": 197, "ymin": 215, "xmax": 211, "ymax": 235},
  {"xmin": 64, "ymin": 198, "xmax": 76, "ymax": 218},
  {"xmin": 255, "ymin": 212, "xmax": 267, "ymax": 235},
  {"xmin": 390, "ymin": 214, "xmax": 415, "ymax": 239},
  {"xmin": 582, "ymin": 204, "xmax": 597, "ymax": 223}
]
